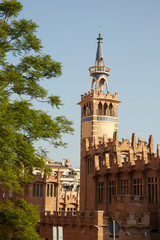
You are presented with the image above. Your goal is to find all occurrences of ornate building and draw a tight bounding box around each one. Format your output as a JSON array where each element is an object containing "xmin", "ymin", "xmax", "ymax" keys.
[
  {"xmin": 24, "ymin": 159, "xmax": 80, "ymax": 213},
  {"xmin": 39, "ymin": 34, "xmax": 160, "ymax": 240}
]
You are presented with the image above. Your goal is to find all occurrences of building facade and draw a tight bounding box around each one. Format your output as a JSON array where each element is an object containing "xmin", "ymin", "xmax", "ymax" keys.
[
  {"xmin": 39, "ymin": 34, "xmax": 160, "ymax": 240},
  {"xmin": 24, "ymin": 159, "xmax": 80, "ymax": 213}
]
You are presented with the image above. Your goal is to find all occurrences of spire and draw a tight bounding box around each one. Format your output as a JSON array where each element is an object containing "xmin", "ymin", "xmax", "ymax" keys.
[
  {"xmin": 89, "ymin": 32, "xmax": 111, "ymax": 78},
  {"xmin": 89, "ymin": 31, "xmax": 111, "ymax": 93},
  {"xmin": 95, "ymin": 33, "xmax": 104, "ymax": 66}
]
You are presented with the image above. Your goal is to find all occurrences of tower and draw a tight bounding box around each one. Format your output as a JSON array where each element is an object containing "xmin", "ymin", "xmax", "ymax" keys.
[{"xmin": 78, "ymin": 33, "xmax": 121, "ymax": 211}]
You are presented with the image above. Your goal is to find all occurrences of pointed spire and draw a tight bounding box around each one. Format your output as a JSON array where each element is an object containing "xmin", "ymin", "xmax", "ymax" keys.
[
  {"xmin": 95, "ymin": 32, "xmax": 104, "ymax": 66},
  {"xmin": 89, "ymin": 31, "xmax": 111, "ymax": 92}
]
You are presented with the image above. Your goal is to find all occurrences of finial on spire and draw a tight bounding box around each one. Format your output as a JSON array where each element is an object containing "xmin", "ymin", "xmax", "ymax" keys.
[{"xmin": 97, "ymin": 25, "xmax": 103, "ymax": 43}]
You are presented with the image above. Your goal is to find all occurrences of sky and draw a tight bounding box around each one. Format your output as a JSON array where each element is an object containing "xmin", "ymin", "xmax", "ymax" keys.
[{"xmin": 18, "ymin": 0, "xmax": 160, "ymax": 168}]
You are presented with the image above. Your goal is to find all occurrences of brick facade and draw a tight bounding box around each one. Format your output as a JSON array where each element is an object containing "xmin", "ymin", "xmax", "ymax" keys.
[
  {"xmin": 24, "ymin": 160, "xmax": 80, "ymax": 213},
  {"xmin": 39, "ymin": 34, "xmax": 160, "ymax": 239}
]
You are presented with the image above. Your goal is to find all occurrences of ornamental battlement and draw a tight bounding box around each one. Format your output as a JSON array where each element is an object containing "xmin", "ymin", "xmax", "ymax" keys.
[
  {"xmin": 82, "ymin": 133, "xmax": 160, "ymax": 172},
  {"xmin": 83, "ymin": 133, "xmax": 160, "ymax": 155},
  {"xmin": 40, "ymin": 209, "xmax": 150, "ymax": 229},
  {"xmin": 80, "ymin": 90, "xmax": 119, "ymax": 102},
  {"xmin": 40, "ymin": 211, "xmax": 104, "ymax": 226}
]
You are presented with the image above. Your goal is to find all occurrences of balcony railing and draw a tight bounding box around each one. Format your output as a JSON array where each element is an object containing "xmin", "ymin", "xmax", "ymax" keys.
[{"xmin": 89, "ymin": 65, "xmax": 111, "ymax": 76}]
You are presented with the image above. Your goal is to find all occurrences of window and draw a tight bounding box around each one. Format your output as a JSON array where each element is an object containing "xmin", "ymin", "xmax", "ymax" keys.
[
  {"xmin": 120, "ymin": 179, "xmax": 129, "ymax": 195},
  {"xmin": 133, "ymin": 178, "xmax": 142, "ymax": 195},
  {"xmin": 148, "ymin": 177, "xmax": 158, "ymax": 203},
  {"xmin": 50, "ymin": 184, "xmax": 53, "ymax": 197},
  {"xmin": 98, "ymin": 182, "xmax": 104, "ymax": 204},
  {"xmin": 87, "ymin": 158, "xmax": 94, "ymax": 174},
  {"xmin": 86, "ymin": 104, "xmax": 88, "ymax": 115},
  {"xmin": 47, "ymin": 184, "xmax": 49, "ymax": 197},
  {"xmin": 33, "ymin": 183, "xmax": 42, "ymax": 197},
  {"xmin": 47, "ymin": 183, "xmax": 56, "ymax": 197},
  {"xmin": 98, "ymin": 102, "xmax": 102, "ymax": 115},
  {"xmin": 109, "ymin": 103, "xmax": 113, "ymax": 116},
  {"xmin": 36, "ymin": 184, "xmax": 39, "ymax": 196},
  {"xmin": 109, "ymin": 180, "xmax": 116, "ymax": 203},
  {"xmin": 33, "ymin": 184, "xmax": 36, "ymax": 196},
  {"xmin": 40, "ymin": 184, "xmax": 42, "ymax": 196},
  {"xmin": 83, "ymin": 105, "xmax": 86, "ymax": 117},
  {"xmin": 88, "ymin": 103, "xmax": 92, "ymax": 116},
  {"xmin": 104, "ymin": 103, "xmax": 108, "ymax": 115},
  {"xmin": 83, "ymin": 102, "xmax": 92, "ymax": 117}
]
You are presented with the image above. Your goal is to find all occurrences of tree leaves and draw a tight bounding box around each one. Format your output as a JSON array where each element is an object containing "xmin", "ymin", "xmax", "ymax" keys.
[
  {"xmin": 0, "ymin": 0, "xmax": 74, "ymax": 239},
  {"xmin": 0, "ymin": 199, "xmax": 40, "ymax": 240},
  {"xmin": 0, "ymin": 0, "xmax": 22, "ymax": 18}
]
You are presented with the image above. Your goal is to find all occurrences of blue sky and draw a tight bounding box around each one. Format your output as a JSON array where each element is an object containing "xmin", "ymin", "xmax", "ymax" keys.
[{"xmin": 19, "ymin": 0, "xmax": 160, "ymax": 167}]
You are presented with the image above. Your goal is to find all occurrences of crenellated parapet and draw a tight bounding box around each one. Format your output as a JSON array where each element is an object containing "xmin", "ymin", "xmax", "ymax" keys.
[
  {"xmin": 82, "ymin": 133, "xmax": 160, "ymax": 173},
  {"xmin": 39, "ymin": 209, "xmax": 151, "ymax": 236},
  {"xmin": 40, "ymin": 210, "xmax": 104, "ymax": 226},
  {"xmin": 80, "ymin": 90, "xmax": 119, "ymax": 103}
]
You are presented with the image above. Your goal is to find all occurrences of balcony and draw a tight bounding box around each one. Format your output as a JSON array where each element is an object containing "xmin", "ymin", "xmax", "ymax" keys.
[{"xmin": 89, "ymin": 65, "xmax": 111, "ymax": 77}]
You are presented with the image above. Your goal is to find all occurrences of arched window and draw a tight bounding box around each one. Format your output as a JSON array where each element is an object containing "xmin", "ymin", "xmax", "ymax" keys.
[
  {"xmin": 88, "ymin": 102, "xmax": 91, "ymax": 116},
  {"xmin": 109, "ymin": 103, "xmax": 113, "ymax": 116},
  {"xmin": 98, "ymin": 102, "xmax": 102, "ymax": 115},
  {"xmin": 104, "ymin": 102, "xmax": 108, "ymax": 115},
  {"xmin": 86, "ymin": 104, "xmax": 88, "ymax": 116},
  {"xmin": 83, "ymin": 105, "xmax": 86, "ymax": 117}
]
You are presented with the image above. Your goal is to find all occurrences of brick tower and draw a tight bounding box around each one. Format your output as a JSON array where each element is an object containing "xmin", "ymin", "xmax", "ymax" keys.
[{"xmin": 78, "ymin": 33, "xmax": 121, "ymax": 211}]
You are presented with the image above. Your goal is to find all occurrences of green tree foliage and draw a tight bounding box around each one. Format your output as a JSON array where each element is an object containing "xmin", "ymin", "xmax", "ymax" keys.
[
  {"xmin": 0, "ymin": 199, "xmax": 41, "ymax": 240},
  {"xmin": 0, "ymin": 0, "xmax": 74, "ymax": 239}
]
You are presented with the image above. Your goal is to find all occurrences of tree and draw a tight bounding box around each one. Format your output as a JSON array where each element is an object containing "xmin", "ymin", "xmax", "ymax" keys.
[
  {"xmin": 0, "ymin": 0, "xmax": 74, "ymax": 239},
  {"xmin": 0, "ymin": 199, "xmax": 41, "ymax": 240}
]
